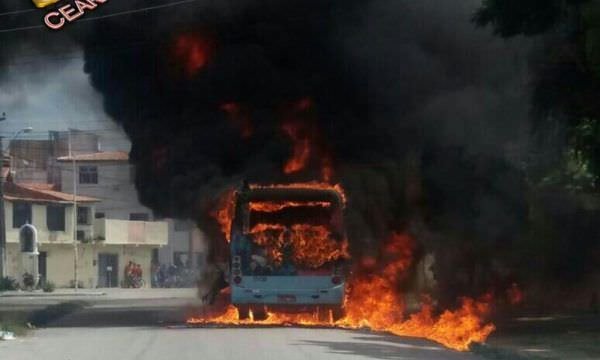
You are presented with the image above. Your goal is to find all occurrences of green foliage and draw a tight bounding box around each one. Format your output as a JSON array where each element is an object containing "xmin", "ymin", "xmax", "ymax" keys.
[
  {"xmin": 0, "ymin": 321, "xmax": 28, "ymax": 337},
  {"xmin": 68, "ymin": 280, "xmax": 84, "ymax": 289},
  {"xmin": 42, "ymin": 281, "xmax": 56, "ymax": 293},
  {"xmin": 22, "ymin": 273, "xmax": 35, "ymax": 289},
  {"xmin": 0, "ymin": 276, "xmax": 19, "ymax": 291},
  {"xmin": 476, "ymin": 0, "xmax": 600, "ymax": 190},
  {"xmin": 473, "ymin": 0, "xmax": 566, "ymax": 37},
  {"xmin": 571, "ymin": 117, "xmax": 600, "ymax": 183},
  {"xmin": 540, "ymin": 145, "xmax": 599, "ymax": 191}
]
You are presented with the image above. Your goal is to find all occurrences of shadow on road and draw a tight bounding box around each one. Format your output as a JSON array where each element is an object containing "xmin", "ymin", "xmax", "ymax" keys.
[
  {"xmin": 28, "ymin": 301, "xmax": 89, "ymax": 327},
  {"xmin": 294, "ymin": 332, "xmax": 479, "ymax": 360},
  {"xmin": 41, "ymin": 307, "xmax": 190, "ymax": 327}
]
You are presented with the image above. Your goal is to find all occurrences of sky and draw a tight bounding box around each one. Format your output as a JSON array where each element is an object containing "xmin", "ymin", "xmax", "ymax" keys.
[{"xmin": 0, "ymin": 47, "xmax": 130, "ymax": 151}]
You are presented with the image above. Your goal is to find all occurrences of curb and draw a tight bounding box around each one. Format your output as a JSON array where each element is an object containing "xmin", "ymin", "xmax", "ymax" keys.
[{"xmin": 0, "ymin": 291, "xmax": 106, "ymax": 298}]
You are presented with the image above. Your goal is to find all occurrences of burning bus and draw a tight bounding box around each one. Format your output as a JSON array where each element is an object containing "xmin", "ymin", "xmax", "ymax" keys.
[{"xmin": 228, "ymin": 182, "xmax": 350, "ymax": 321}]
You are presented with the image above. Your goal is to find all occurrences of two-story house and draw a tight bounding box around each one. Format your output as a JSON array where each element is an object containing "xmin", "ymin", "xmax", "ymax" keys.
[
  {"xmin": 3, "ymin": 164, "xmax": 168, "ymax": 288},
  {"xmin": 56, "ymin": 151, "xmax": 207, "ymax": 272},
  {"xmin": 9, "ymin": 130, "xmax": 207, "ymax": 273}
]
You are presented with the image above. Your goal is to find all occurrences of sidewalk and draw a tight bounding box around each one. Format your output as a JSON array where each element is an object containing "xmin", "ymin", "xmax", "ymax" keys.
[
  {"xmin": 0, "ymin": 289, "xmax": 105, "ymax": 298},
  {"xmin": 0, "ymin": 288, "xmax": 200, "ymax": 313},
  {"xmin": 0, "ymin": 287, "xmax": 197, "ymax": 300}
]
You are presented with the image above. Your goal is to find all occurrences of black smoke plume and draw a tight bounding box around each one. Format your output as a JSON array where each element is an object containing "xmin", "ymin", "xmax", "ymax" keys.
[
  {"xmin": 81, "ymin": 0, "xmax": 530, "ymax": 292},
  {"xmin": 3, "ymin": 0, "xmax": 534, "ymax": 300}
]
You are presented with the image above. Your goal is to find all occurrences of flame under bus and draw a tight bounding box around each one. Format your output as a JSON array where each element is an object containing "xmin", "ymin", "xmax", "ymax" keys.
[{"xmin": 229, "ymin": 184, "xmax": 348, "ymax": 321}]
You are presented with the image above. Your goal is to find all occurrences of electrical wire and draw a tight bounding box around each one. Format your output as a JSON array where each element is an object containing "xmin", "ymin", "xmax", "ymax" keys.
[
  {"xmin": 0, "ymin": 8, "xmax": 36, "ymax": 17},
  {"xmin": 0, "ymin": 0, "xmax": 205, "ymax": 33}
]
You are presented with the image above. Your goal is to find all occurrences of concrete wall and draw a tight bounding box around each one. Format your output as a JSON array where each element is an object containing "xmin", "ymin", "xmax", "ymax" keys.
[
  {"xmin": 158, "ymin": 220, "xmax": 193, "ymax": 264},
  {"xmin": 59, "ymin": 160, "xmax": 207, "ymax": 267},
  {"xmin": 95, "ymin": 218, "xmax": 168, "ymax": 246},
  {"xmin": 51, "ymin": 130, "xmax": 100, "ymax": 157},
  {"xmin": 60, "ymin": 161, "xmax": 151, "ymax": 221},
  {"xmin": 4, "ymin": 200, "xmax": 159, "ymax": 288},
  {"xmin": 158, "ymin": 220, "xmax": 207, "ymax": 268},
  {"xmin": 13, "ymin": 168, "xmax": 48, "ymax": 184},
  {"xmin": 5, "ymin": 242, "xmax": 155, "ymax": 288},
  {"xmin": 9, "ymin": 139, "xmax": 51, "ymax": 184},
  {"xmin": 4, "ymin": 201, "xmax": 77, "ymax": 244}
]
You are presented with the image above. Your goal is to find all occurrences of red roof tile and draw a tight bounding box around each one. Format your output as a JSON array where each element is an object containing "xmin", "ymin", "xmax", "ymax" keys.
[
  {"xmin": 3, "ymin": 182, "xmax": 99, "ymax": 203},
  {"xmin": 17, "ymin": 182, "xmax": 57, "ymax": 191},
  {"xmin": 56, "ymin": 151, "xmax": 129, "ymax": 162}
]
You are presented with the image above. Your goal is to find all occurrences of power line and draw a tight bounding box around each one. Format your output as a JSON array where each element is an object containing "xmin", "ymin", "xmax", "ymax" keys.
[
  {"xmin": 0, "ymin": 128, "xmax": 128, "ymax": 135},
  {"xmin": 0, "ymin": 8, "xmax": 36, "ymax": 17},
  {"xmin": 0, "ymin": 0, "xmax": 205, "ymax": 34}
]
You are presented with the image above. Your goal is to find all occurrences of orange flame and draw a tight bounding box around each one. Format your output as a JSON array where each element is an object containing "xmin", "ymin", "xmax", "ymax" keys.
[
  {"xmin": 321, "ymin": 155, "xmax": 334, "ymax": 183},
  {"xmin": 249, "ymin": 201, "xmax": 331, "ymax": 212},
  {"xmin": 211, "ymin": 189, "xmax": 236, "ymax": 242},
  {"xmin": 221, "ymin": 102, "xmax": 253, "ymax": 138},
  {"xmin": 249, "ymin": 182, "xmax": 347, "ymax": 205},
  {"xmin": 172, "ymin": 33, "xmax": 213, "ymax": 77},
  {"xmin": 211, "ymin": 183, "xmax": 346, "ymax": 244},
  {"xmin": 249, "ymin": 223, "xmax": 349, "ymax": 268},
  {"xmin": 188, "ymin": 232, "xmax": 495, "ymax": 351},
  {"xmin": 281, "ymin": 120, "xmax": 312, "ymax": 174},
  {"xmin": 280, "ymin": 98, "xmax": 335, "ymax": 182},
  {"xmin": 506, "ymin": 282, "xmax": 524, "ymax": 305}
]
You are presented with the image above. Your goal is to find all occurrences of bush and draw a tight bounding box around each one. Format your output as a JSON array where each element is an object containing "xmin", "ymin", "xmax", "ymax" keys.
[
  {"xmin": 42, "ymin": 281, "xmax": 55, "ymax": 293},
  {"xmin": 68, "ymin": 280, "xmax": 84, "ymax": 289},
  {"xmin": 22, "ymin": 273, "xmax": 35, "ymax": 290},
  {"xmin": 0, "ymin": 277, "xmax": 19, "ymax": 291}
]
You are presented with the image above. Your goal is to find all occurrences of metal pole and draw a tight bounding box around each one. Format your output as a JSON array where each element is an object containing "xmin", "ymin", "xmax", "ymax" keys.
[
  {"xmin": 70, "ymin": 130, "xmax": 79, "ymax": 290},
  {"xmin": 0, "ymin": 112, "xmax": 7, "ymax": 279},
  {"xmin": 0, "ymin": 117, "xmax": 33, "ymax": 280},
  {"xmin": 0, "ymin": 135, "xmax": 6, "ymax": 279}
]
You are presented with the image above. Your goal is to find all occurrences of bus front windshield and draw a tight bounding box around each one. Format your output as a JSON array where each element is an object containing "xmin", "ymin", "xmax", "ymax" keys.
[{"xmin": 232, "ymin": 200, "xmax": 348, "ymax": 276}]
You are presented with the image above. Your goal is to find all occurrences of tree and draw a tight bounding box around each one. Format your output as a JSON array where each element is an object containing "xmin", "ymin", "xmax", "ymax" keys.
[
  {"xmin": 475, "ymin": 0, "xmax": 600, "ymax": 190},
  {"xmin": 473, "ymin": 0, "xmax": 571, "ymax": 37}
]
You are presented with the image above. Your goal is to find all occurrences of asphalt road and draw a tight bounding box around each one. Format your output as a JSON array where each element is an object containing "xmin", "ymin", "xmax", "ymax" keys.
[
  {"xmin": 2, "ymin": 289, "xmax": 598, "ymax": 359},
  {"xmin": 0, "ymin": 327, "xmax": 484, "ymax": 360}
]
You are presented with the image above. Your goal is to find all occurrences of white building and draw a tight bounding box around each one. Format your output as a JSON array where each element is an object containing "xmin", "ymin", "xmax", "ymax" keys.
[
  {"xmin": 56, "ymin": 151, "xmax": 207, "ymax": 270},
  {"xmin": 2, "ymin": 178, "xmax": 168, "ymax": 288},
  {"xmin": 8, "ymin": 129, "xmax": 207, "ymax": 272}
]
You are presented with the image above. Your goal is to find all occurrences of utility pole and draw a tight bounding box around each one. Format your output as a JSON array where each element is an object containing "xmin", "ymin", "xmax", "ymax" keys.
[
  {"xmin": 0, "ymin": 116, "xmax": 33, "ymax": 280},
  {"xmin": 69, "ymin": 130, "xmax": 79, "ymax": 290},
  {"xmin": 0, "ymin": 112, "xmax": 6, "ymax": 279}
]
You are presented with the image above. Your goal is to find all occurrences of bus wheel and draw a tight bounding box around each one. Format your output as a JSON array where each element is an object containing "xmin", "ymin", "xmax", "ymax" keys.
[
  {"xmin": 331, "ymin": 306, "xmax": 345, "ymax": 322},
  {"xmin": 237, "ymin": 305, "xmax": 250, "ymax": 320},
  {"xmin": 251, "ymin": 306, "xmax": 268, "ymax": 321}
]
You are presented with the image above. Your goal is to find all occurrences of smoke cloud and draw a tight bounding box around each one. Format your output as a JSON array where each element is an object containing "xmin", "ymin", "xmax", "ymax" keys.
[
  {"xmin": 1, "ymin": 0, "xmax": 535, "ymax": 297},
  {"xmin": 81, "ymin": 0, "xmax": 531, "ymax": 268}
]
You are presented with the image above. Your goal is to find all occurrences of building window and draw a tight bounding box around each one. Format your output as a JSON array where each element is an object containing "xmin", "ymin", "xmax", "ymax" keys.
[
  {"xmin": 13, "ymin": 202, "xmax": 32, "ymax": 228},
  {"xmin": 20, "ymin": 226, "xmax": 35, "ymax": 252},
  {"xmin": 129, "ymin": 213, "xmax": 149, "ymax": 221},
  {"xmin": 77, "ymin": 206, "xmax": 90, "ymax": 225},
  {"xmin": 151, "ymin": 248, "xmax": 159, "ymax": 265},
  {"xmin": 46, "ymin": 205, "xmax": 65, "ymax": 231},
  {"xmin": 94, "ymin": 212, "xmax": 105, "ymax": 219},
  {"xmin": 79, "ymin": 165, "xmax": 98, "ymax": 184}
]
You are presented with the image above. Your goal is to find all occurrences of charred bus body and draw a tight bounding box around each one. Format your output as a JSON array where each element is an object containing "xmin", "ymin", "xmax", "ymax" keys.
[{"xmin": 229, "ymin": 184, "xmax": 348, "ymax": 321}]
